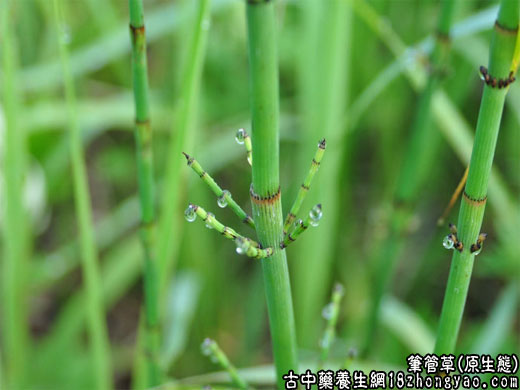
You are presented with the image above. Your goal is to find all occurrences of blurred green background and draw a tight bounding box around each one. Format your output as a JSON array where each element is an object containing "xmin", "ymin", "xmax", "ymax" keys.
[{"xmin": 0, "ymin": 0, "xmax": 518, "ymax": 388}]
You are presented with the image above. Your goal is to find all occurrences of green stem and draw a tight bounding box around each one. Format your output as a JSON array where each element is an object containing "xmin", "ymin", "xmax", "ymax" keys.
[
  {"xmin": 363, "ymin": 0, "xmax": 458, "ymax": 355},
  {"xmin": 53, "ymin": 0, "xmax": 113, "ymax": 389},
  {"xmin": 201, "ymin": 339, "xmax": 249, "ymax": 389},
  {"xmin": 281, "ymin": 204, "xmax": 322, "ymax": 249},
  {"xmin": 283, "ymin": 139, "xmax": 326, "ymax": 235},
  {"xmin": 245, "ymin": 1, "xmax": 298, "ymax": 386},
  {"xmin": 157, "ymin": 0, "xmax": 211, "ymax": 296},
  {"xmin": 128, "ymin": 0, "xmax": 161, "ymax": 385},
  {"xmin": 1, "ymin": 1, "xmax": 30, "ymax": 387},
  {"xmin": 187, "ymin": 204, "xmax": 272, "ymax": 258},
  {"xmin": 434, "ymin": 0, "xmax": 518, "ymax": 355},
  {"xmin": 183, "ymin": 152, "xmax": 255, "ymax": 228},
  {"xmin": 318, "ymin": 283, "xmax": 344, "ymax": 370}
]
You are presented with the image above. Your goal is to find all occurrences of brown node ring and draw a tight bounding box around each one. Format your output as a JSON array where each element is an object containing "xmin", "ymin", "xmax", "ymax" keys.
[
  {"xmin": 479, "ymin": 66, "xmax": 516, "ymax": 89},
  {"xmin": 462, "ymin": 190, "xmax": 487, "ymax": 206},
  {"xmin": 250, "ymin": 184, "xmax": 281, "ymax": 205}
]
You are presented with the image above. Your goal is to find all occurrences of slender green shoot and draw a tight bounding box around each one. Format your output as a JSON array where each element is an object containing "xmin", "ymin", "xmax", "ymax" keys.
[
  {"xmin": 245, "ymin": 0, "xmax": 298, "ymax": 384},
  {"xmin": 235, "ymin": 128, "xmax": 253, "ymax": 166},
  {"xmin": 362, "ymin": 0, "xmax": 458, "ymax": 355},
  {"xmin": 1, "ymin": 0, "xmax": 29, "ymax": 387},
  {"xmin": 437, "ymin": 166, "xmax": 468, "ymax": 226},
  {"xmin": 283, "ymin": 139, "xmax": 326, "ymax": 234},
  {"xmin": 318, "ymin": 283, "xmax": 344, "ymax": 370},
  {"xmin": 128, "ymin": 0, "xmax": 161, "ymax": 385},
  {"xmin": 52, "ymin": 0, "xmax": 113, "ymax": 388},
  {"xmin": 434, "ymin": 0, "xmax": 518, "ymax": 355},
  {"xmin": 281, "ymin": 204, "xmax": 322, "ymax": 249},
  {"xmin": 185, "ymin": 204, "xmax": 272, "ymax": 259},
  {"xmin": 200, "ymin": 338, "xmax": 249, "ymax": 389},
  {"xmin": 183, "ymin": 152, "xmax": 255, "ymax": 228}
]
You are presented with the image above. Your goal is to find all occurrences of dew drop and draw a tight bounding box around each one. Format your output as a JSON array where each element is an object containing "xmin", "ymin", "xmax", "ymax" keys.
[
  {"xmin": 309, "ymin": 204, "xmax": 323, "ymax": 227},
  {"xmin": 322, "ymin": 302, "xmax": 334, "ymax": 320},
  {"xmin": 200, "ymin": 338, "xmax": 213, "ymax": 356},
  {"xmin": 442, "ymin": 235, "xmax": 454, "ymax": 249},
  {"xmin": 473, "ymin": 247, "xmax": 482, "ymax": 256},
  {"xmin": 235, "ymin": 238, "xmax": 248, "ymax": 255},
  {"xmin": 218, "ymin": 190, "xmax": 230, "ymax": 208},
  {"xmin": 184, "ymin": 205, "xmax": 196, "ymax": 222},
  {"xmin": 247, "ymin": 154, "xmax": 252, "ymax": 165},
  {"xmin": 235, "ymin": 128, "xmax": 246, "ymax": 145}
]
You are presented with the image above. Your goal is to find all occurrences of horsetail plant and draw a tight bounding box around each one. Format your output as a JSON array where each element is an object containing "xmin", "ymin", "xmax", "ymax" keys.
[
  {"xmin": 128, "ymin": 0, "xmax": 161, "ymax": 385},
  {"xmin": 363, "ymin": 0, "xmax": 458, "ymax": 355},
  {"xmin": 200, "ymin": 338, "xmax": 249, "ymax": 389},
  {"xmin": 181, "ymin": 0, "xmax": 330, "ymax": 385},
  {"xmin": 434, "ymin": 0, "xmax": 518, "ymax": 355},
  {"xmin": 53, "ymin": 0, "xmax": 113, "ymax": 388}
]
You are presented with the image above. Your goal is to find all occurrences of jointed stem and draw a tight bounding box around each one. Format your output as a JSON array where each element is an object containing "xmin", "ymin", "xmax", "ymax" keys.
[
  {"xmin": 183, "ymin": 152, "xmax": 255, "ymax": 228},
  {"xmin": 281, "ymin": 204, "xmax": 321, "ymax": 249},
  {"xmin": 434, "ymin": 0, "xmax": 518, "ymax": 355},
  {"xmin": 283, "ymin": 139, "xmax": 326, "ymax": 235},
  {"xmin": 245, "ymin": 0, "xmax": 299, "ymax": 385},
  {"xmin": 188, "ymin": 204, "xmax": 272, "ymax": 259},
  {"xmin": 128, "ymin": 0, "xmax": 161, "ymax": 385}
]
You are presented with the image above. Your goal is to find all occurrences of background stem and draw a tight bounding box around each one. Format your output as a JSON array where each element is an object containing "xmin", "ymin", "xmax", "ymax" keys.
[
  {"xmin": 245, "ymin": 1, "xmax": 298, "ymax": 386},
  {"xmin": 53, "ymin": 0, "xmax": 113, "ymax": 388},
  {"xmin": 434, "ymin": 0, "xmax": 518, "ymax": 355},
  {"xmin": 128, "ymin": 0, "xmax": 161, "ymax": 385},
  {"xmin": 1, "ymin": 0, "xmax": 30, "ymax": 387}
]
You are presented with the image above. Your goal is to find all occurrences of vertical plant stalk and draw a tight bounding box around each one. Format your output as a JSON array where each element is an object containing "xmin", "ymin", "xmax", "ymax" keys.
[
  {"xmin": 157, "ymin": 0, "xmax": 211, "ymax": 295},
  {"xmin": 363, "ymin": 0, "xmax": 457, "ymax": 355},
  {"xmin": 434, "ymin": 0, "xmax": 518, "ymax": 355},
  {"xmin": 245, "ymin": 0, "xmax": 298, "ymax": 386},
  {"xmin": 128, "ymin": 0, "xmax": 161, "ymax": 385},
  {"xmin": 294, "ymin": 0, "xmax": 351, "ymax": 347},
  {"xmin": 1, "ymin": 1, "xmax": 29, "ymax": 387},
  {"xmin": 52, "ymin": 0, "xmax": 113, "ymax": 389}
]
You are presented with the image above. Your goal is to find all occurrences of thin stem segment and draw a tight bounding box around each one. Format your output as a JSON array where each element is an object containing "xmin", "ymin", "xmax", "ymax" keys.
[
  {"xmin": 281, "ymin": 204, "xmax": 322, "ymax": 249},
  {"xmin": 318, "ymin": 283, "xmax": 344, "ymax": 370},
  {"xmin": 201, "ymin": 338, "xmax": 249, "ymax": 389},
  {"xmin": 128, "ymin": 0, "xmax": 161, "ymax": 385},
  {"xmin": 53, "ymin": 0, "xmax": 113, "ymax": 388},
  {"xmin": 183, "ymin": 152, "xmax": 255, "ymax": 228},
  {"xmin": 434, "ymin": 0, "xmax": 518, "ymax": 355},
  {"xmin": 187, "ymin": 204, "xmax": 272, "ymax": 259},
  {"xmin": 283, "ymin": 139, "xmax": 326, "ymax": 235},
  {"xmin": 246, "ymin": 0, "xmax": 299, "ymax": 385}
]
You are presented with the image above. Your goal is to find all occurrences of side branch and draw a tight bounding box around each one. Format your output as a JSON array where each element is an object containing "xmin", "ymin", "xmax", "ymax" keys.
[
  {"xmin": 281, "ymin": 204, "xmax": 322, "ymax": 249},
  {"xmin": 183, "ymin": 152, "xmax": 255, "ymax": 228},
  {"xmin": 185, "ymin": 204, "xmax": 272, "ymax": 259},
  {"xmin": 283, "ymin": 139, "xmax": 326, "ymax": 234}
]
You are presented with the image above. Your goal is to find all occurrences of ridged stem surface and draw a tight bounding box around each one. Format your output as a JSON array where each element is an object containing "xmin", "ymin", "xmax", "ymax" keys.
[
  {"xmin": 246, "ymin": 1, "xmax": 298, "ymax": 387},
  {"xmin": 434, "ymin": 0, "xmax": 518, "ymax": 354}
]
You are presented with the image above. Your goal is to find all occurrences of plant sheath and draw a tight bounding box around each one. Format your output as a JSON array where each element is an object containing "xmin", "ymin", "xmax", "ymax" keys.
[
  {"xmin": 128, "ymin": 0, "xmax": 161, "ymax": 385},
  {"xmin": 53, "ymin": 0, "xmax": 113, "ymax": 388},
  {"xmin": 434, "ymin": 0, "xmax": 518, "ymax": 354},
  {"xmin": 245, "ymin": 0, "xmax": 298, "ymax": 386}
]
